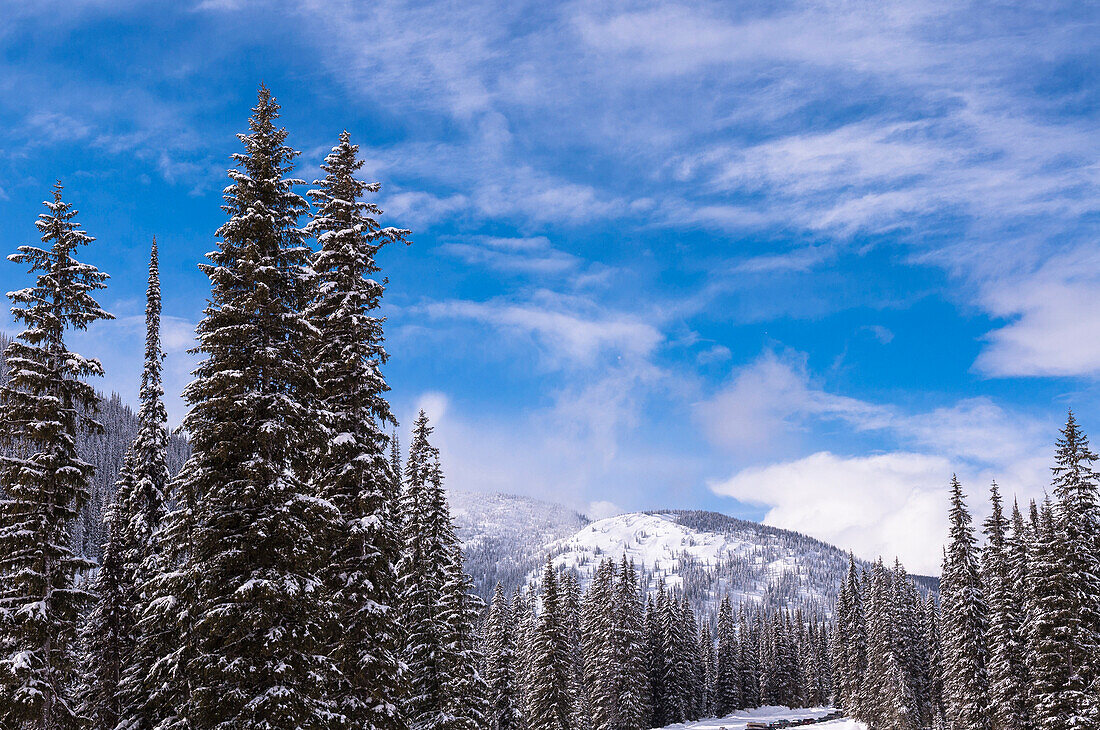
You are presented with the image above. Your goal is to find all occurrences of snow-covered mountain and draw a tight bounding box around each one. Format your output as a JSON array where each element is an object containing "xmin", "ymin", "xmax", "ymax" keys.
[
  {"xmin": 537, "ymin": 510, "xmax": 856, "ymax": 615},
  {"xmin": 449, "ymin": 489, "xmax": 589, "ymax": 603},
  {"xmin": 450, "ymin": 492, "xmax": 937, "ymax": 616}
]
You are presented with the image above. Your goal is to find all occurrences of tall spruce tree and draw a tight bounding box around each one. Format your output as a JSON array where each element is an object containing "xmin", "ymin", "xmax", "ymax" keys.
[
  {"xmin": 173, "ymin": 86, "xmax": 339, "ymax": 730},
  {"xmin": 485, "ymin": 584, "xmax": 522, "ymax": 730},
  {"xmin": 940, "ymin": 476, "xmax": 991, "ymax": 730},
  {"xmin": 307, "ymin": 130, "xmax": 409, "ymax": 730},
  {"xmin": 0, "ymin": 183, "xmax": 112, "ymax": 730},
  {"xmin": 698, "ymin": 623, "xmax": 715, "ymax": 718},
  {"xmin": 398, "ymin": 411, "xmax": 486, "ymax": 730},
  {"xmin": 1027, "ymin": 495, "xmax": 1078, "ymax": 729},
  {"xmin": 528, "ymin": 558, "xmax": 573, "ymax": 730},
  {"xmin": 84, "ymin": 239, "xmax": 169, "ymax": 730},
  {"xmin": 835, "ymin": 555, "xmax": 867, "ymax": 718},
  {"xmin": 581, "ymin": 561, "xmax": 616, "ymax": 730},
  {"xmin": 437, "ymin": 542, "xmax": 491, "ymax": 730},
  {"xmin": 983, "ymin": 482, "xmax": 1030, "ymax": 730},
  {"xmin": 924, "ymin": 593, "xmax": 946, "ymax": 727},
  {"xmin": 714, "ymin": 595, "xmax": 740, "ymax": 714},
  {"xmin": 613, "ymin": 556, "xmax": 648, "ymax": 730},
  {"xmin": 399, "ymin": 412, "xmax": 448, "ymax": 728},
  {"xmin": 81, "ymin": 456, "xmax": 132, "ymax": 730},
  {"xmin": 1048, "ymin": 411, "xmax": 1100, "ymax": 727}
]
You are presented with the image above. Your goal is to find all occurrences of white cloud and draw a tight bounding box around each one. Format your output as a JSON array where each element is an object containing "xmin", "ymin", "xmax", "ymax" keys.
[
  {"xmin": 693, "ymin": 350, "xmax": 891, "ymax": 454},
  {"xmin": 401, "ymin": 375, "xmax": 693, "ymax": 518},
  {"xmin": 439, "ymin": 236, "xmax": 580, "ymax": 275},
  {"xmin": 973, "ymin": 244, "xmax": 1100, "ymax": 377},
  {"xmin": 709, "ymin": 451, "xmax": 952, "ymax": 574},
  {"xmin": 423, "ymin": 292, "xmax": 662, "ymax": 369},
  {"xmin": 380, "ymin": 190, "xmax": 469, "ymax": 230},
  {"xmin": 700, "ymin": 351, "xmax": 1059, "ymax": 569},
  {"xmin": 414, "ymin": 391, "xmax": 450, "ymax": 424}
]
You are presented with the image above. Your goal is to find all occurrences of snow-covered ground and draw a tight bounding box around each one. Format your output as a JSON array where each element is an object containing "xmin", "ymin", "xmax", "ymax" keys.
[{"xmin": 655, "ymin": 706, "xmax": 864, "ymax": 730}]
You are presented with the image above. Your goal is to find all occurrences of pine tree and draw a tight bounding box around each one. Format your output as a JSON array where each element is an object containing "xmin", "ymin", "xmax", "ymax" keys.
[
  {"xmin": 399, "ymin": 412, "xmax": 451, "ymax": 728},
  {"xmin": 1048, "ymin": 411, "xmax": 1100, "ymax": 728},
  {"xmin": 172, "ymin": 86, "xmax": 339, "ymax": 730},
  {"xmin": 863, "ymin": 560, "xmax": 892, "ymax": 725},
  {"xmin": 835, "ymin": 555, "xmax": 867, "ymax": 719},
  {"xmin": 677, "ymin": 596, "xmax": 702, "ymax": 720},
  {"xmin": 739, "ymin": 606, "xmax": 761, "ymax": 709},
  {"xmin": 699, "ymin": 623, "xmax": 716, "ymax": 718},
  {"xmin": 940, "ymin": 476, "xmax": 991, "ymax": 730},
  {"xmin": 85, "ymin": 238, "xmax": 171, "ymax": 730},
  {"xmin": 613, "ymin": 557, "xmax": 648, "ymax": 730},
  {"xmin": 308, "ymin": 130, "xmax": 409, "ymax": 730},
  {"xmin": 437, "ymin": 541, "xmax": 491, "ymax": 730},
  {"xmin": 924, "ymin": 593, "xmax": 946, "ymax": 727},
  {"xmin": 0, "ymin": 183, "xmax": 112, "ymax": 729},
  {"xmin": 485, "ymin": 585, "xmax": 522, "ymax": 730},
  {"xmin": 398, "ymin": 411, "xmax": 487, "ymax": 730},
  {"xmin": 983, "ymin": 482, "xmax": 1030, "ymax": 730},
  {"xmin": 121, "ymin": 238, "xmax": 171, "ymax": 593},
  {"xmin": 562, "ymin": 573, "xmax": 590, "ymax": 730},
  {"xmin": 81, "ymin": 455, "xmax": 133, "ymax": 730},
  {"xmin": 652, "ymin": 583, "xmax": 688, "ymax": 724},
  {"xmin": 581, "ymin": 561, "xmax": 616, "ymax": 730},
  {"xmin": 1027, "ymin": 496, "xmax": 1078, "ymax": 730},
  {"xmin": 513, "ymin": 588, "xmax": 536, "ymax": 730},
  {"xmin": 714, "ymin": 595, "xmax": 740, "ymax": 714},
  {"xmin": 529, "ymin": 559, "xmax": 573, "ymax": 730}
]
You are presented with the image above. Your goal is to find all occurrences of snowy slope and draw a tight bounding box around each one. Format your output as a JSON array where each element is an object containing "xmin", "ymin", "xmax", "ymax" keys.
[
  {"xmin": 449, "ymin": 490, "xmax": 589, "ymax": 603},
  {"xmin": 533, "ymin": 510, "xmax": 858, "ymax": 614},
  {"xmin": 447, "ymin": 491, "xmax": 936, "ymax": 615},
  {"xmin": 654, "ymin": 706, "xmax": 861, "ymax": 730}
]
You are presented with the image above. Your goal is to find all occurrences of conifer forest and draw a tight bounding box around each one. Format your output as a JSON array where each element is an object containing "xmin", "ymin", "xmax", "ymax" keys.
[{"xmin": 1, "ymin": 81, "xmax": 1099, "ymax": 730}]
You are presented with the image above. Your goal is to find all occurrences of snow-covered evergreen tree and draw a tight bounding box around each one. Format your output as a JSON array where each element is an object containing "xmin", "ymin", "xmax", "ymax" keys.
[
  {"xmin": 940, "ymin": 476, "xmax": 991, "ymax": 730},
  {"xmin": 171, "ymin": 85, "xmax": 339, "ymax": 730},
  {"xmin": 513, "ymin": 587, "xmax": 536, "ymax": 730},
  {"xmin": 613, "ymin": 556, "xmax": 648, "ymax": 730},
  {"xmin": 714, "ymin": 595, "xmax": 740, "ymax": 714},
  {"xmin": 84, "ymin": 239, "xmax": 169, "ymax": 730},
  {"xmin": 307, "ymin": 130, "xmax": 409, "ymax": 730},
  {"xmin": 983, "ymin": 482, "xmax": 1030, "ymax": 730},
  {"xmin": 528, "ymin": 558, "xmax": 573, "ymax": 730},
  {"xmin": 833, "ymin": 554, "xmax": 867, "ymax": 719},
  {"xmin": 581, "ymin": 561, "xmax": 616, "ymax": 730},
  {"xmin": 1027, "ymin": 495, "xmax": 1079, "ymax": 730},
  {"xmin": 485, "ymin": 584, "xmax": 523, "ymax": 730},
  {"xmin": 398, "ymin": 411, "xmax": 487, "ymax": 730},
  {"xmin": 400, "ymin": 412, "xmax": 448, "ymax": 727},
  {"xmin": 0, "ymin": 183, "xmax": 112, "ymax": 729},
  {"xmin": 81, "ymin": 455, "xmax": 132, "ymax": 730},
  {"xmin": 437, "ymin": 541, "xmax": 490, "ymax": 730},
  {"xmin": 1047, "ymin": 411, "xmax": 1100, "ymax": 728},
  {"xmin": 698, "ymin": 622, "xmax": 715, "ymax": 718},
  {"xmin": 739, "ymin": 606, "xmax": 761, "ymax": 709},
  {"xmin": 924, "ymin": 592, "xmax": 946, "ymax": 727}
]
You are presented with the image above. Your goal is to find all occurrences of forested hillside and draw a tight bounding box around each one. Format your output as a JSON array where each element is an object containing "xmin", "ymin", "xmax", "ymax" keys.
[{"xmin": 0, "ymin": 332, "xmax": 190, "ymax": 561}]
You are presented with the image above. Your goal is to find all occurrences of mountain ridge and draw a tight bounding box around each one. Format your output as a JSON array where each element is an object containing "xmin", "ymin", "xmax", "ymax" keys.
[{"xmin": 450, "ymin": 491, "xmax": 938, "ymax": 616}]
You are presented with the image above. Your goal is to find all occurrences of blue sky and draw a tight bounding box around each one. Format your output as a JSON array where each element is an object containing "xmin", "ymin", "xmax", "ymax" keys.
[{"xmin": 1, "ymin": 0, "xmax": 1097, "ymax": 572}]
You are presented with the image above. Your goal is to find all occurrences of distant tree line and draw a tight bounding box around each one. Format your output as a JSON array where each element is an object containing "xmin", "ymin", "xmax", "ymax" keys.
[{"xmin": 479, "ymin": 556, "xmax": 833, "ymax": 730}]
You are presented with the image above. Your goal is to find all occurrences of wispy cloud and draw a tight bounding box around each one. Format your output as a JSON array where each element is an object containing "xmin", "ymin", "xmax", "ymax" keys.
[
  {"xmin": 439, "ymin": 236, "xmax": 581, "ymax": 276},
  {"xmin": 422, "ymin": 291, "xmax": 662, "ymax": 369}
]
